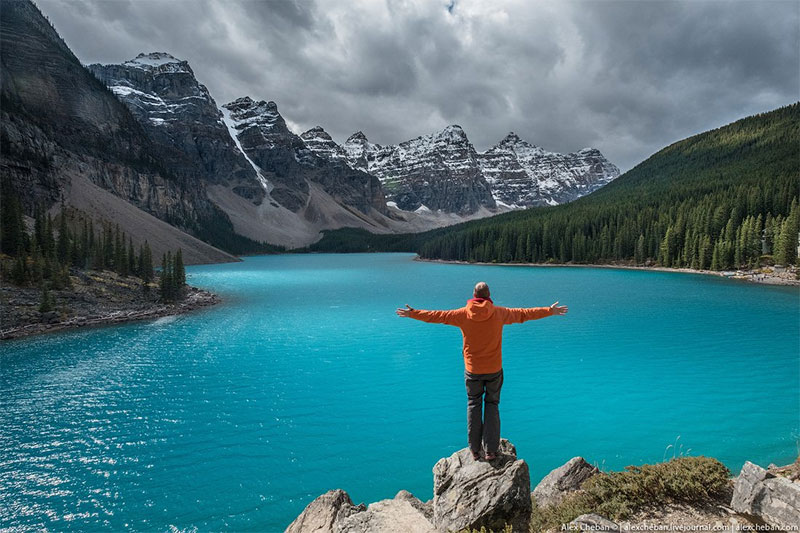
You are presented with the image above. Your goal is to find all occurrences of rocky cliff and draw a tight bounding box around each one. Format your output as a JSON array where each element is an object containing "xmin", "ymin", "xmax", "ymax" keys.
[
  {"xmin": 0, "ymin": 0, "xmax": 243, "ymax": 262},
  {"xmin": 222, "ymin": 98, "xmax": 387, "ymax": 216},
  {"xmin": 88, "ymin": 53, "xmax": 265, "ymax": 203}
]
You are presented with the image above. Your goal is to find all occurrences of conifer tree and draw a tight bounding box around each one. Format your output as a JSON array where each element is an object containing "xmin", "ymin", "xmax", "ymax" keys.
[
  {"xmin": 38, "ymin": 284, "xmax": 53, "ymax": 313},
  {"xmin": 174, "ymin": 249, "xmax": 185, "ymax": 289},
  {"xmin": 57, "ymin": 210, "xmax": 70, "ymax": 263},
  {"xmin": 128, "ymin": 237, "xmax": 136, "ymax": 276}
]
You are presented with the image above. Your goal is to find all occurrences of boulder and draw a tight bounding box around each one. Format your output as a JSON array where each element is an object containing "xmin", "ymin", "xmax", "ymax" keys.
[
  {"xmin": 336, "ymin": 491, "xmax": 435, "ymax": 533},
  {"xmin": 731, "ymin": 461, "xmax": 800, "ymax": 531},
  {"xmin": 285, "ymin": 489, "xmax": 365, "ymax": 533},
  {"xmin": 395, "ymin": 490, "xmax": 433, "ymax": 522},
  {"xmin": 432, "ymin": 439, "xmax": 531, "ymax": 532},
  {"xmin": 532, "ymin": 456, "xmax": 599, "ymax": 507},
  {"xmin": 568, "ymin": 513, "xmax": 620, "ymax": 532}
]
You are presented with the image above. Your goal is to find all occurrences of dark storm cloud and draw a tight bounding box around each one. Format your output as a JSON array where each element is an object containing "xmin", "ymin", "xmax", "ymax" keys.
[{"xmin": 36, "ymin": 0, "xmax": 799, "ymax": 171}]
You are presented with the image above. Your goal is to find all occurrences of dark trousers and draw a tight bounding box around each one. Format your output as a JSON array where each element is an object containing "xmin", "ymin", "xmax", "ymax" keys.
[{"xmin": 465, "ymin": 369, "xmax": 504, "ymax": 454}]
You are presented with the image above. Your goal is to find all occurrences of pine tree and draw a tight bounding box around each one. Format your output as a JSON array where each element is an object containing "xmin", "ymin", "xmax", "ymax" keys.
[
  {"xmin": 174, "ymin": 249, "xmax": 185, "ymax": 289},
  {"xmin": 127, "ymin": 237, "xmax": 136, "ymax": 276},
  {"xmin": 44, "ymin": 213, "xmax": 56, "ymax": 259},
  {"xmin": 56, "ymin": 210, "xmax": 70, "ymax": 263},
  {"xmin": 38, "ymin": 284, "xmax": 54, "ymax": 313}
]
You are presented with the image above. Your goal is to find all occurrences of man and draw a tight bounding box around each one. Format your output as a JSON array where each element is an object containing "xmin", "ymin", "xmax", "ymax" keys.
[{"xmin": 396, "ymin": 282, "xmax": 568, "ymax": 461}]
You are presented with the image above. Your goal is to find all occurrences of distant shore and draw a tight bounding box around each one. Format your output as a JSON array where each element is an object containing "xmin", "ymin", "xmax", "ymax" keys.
[
  {"xmin": 1, "ymin": 270, "xmax": 220, "ymax": 341},
  {"xmin": 415, "ymin": 257, "xmax": 800, "ymax": 286}
]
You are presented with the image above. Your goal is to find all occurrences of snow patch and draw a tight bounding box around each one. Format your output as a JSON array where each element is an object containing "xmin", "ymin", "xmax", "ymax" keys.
[{"xmin": 219, "ymin": 107, "xmax": 270, "ymax": 192}]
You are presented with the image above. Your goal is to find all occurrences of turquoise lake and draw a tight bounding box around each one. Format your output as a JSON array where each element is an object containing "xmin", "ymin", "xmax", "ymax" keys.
[{"xmin": 2, "ymin": 253, "xmax": 799, "ymax": 531}]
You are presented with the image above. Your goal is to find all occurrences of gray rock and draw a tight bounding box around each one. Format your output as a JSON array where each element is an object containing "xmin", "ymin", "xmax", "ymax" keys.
[
  {"xmin": 731, "ymin": 461, "xmax": 800, "ymax": 531},
  {"xmin": 568, "ymin": 513, "xmax": 620, "ymax": 532},
  {"xmin": 285, "ymin": 489, "xmax": 365, "ymax": 533},
  {"xmin": 432, "ymin": 438, "xmax": 531, "ymax": 532},
  {"xmin": 394, "ymin": 490, "xmax": 433, "ymax": 521},
  {"xmin": 336, "ymin": 491, "xmax": 435, "ymax": 533},
  {"xmin": 532, "ymin": 457, "xmax": 599, "ymax": 508}
]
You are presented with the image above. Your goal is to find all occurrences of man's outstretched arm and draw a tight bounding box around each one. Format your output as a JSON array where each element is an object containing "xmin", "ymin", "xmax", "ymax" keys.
[
  {"xmin": 396, "ymin": 304, "xmax": 466, "ymax": 326},
  {"xmin": 502, "ymin": 301, "xmax": 568, "ymax": 324}
]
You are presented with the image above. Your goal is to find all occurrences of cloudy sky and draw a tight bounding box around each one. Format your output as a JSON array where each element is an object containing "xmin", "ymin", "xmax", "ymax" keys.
[{"xmin": 38, "ymin": 0, "xmax": 799, "ymax": 171}]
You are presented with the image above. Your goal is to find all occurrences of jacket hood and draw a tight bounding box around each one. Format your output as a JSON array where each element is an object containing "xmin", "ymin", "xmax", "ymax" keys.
[{"xmin": 466, "ymin": 298, "xmax": 494, "ymax": 322}]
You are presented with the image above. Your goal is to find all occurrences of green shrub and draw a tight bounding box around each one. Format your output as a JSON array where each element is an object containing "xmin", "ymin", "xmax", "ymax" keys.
[{"xmin": 530, "ymin": 456, "xmax": 730, "ymax": 532}]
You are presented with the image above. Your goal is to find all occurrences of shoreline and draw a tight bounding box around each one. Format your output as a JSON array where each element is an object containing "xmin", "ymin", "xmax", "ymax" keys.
[
  {"xmin": 0, "ymin": 285, "xmax": 220, "ymax": 341},
  {"xmin": 415, "ymin": 257, "xmax": 800, "ymax": 286}
]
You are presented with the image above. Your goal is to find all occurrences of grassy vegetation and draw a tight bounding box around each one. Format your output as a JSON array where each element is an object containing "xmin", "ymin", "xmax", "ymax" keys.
[{"xmin": 529, "ymin": 456, "xmax": 731, "ymax": 532}]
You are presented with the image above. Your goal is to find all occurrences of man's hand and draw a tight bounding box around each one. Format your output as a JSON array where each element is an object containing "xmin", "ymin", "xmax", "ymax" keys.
[
  {"xmin": 396, "ymin": 304, "xmax": 415, "ymax": 317},
  {"xmin": 550, "ymin": 301, "xmax": 568, "ymax": 316}
]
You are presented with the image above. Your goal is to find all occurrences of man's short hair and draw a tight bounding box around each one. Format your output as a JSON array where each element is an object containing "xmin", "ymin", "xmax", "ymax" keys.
[{"xmin": 474, "ymin": 282, "xmax": 490, "ymax": 299}]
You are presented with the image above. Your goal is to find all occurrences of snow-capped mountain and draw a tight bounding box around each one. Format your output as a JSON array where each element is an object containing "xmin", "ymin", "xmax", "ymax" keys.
[
  {"xmin": 90, "ymin": 53, "xmax": 392, "ymax": 247},
  {"xmin": 88, "ymin": 52, "xmax": 265, "ymax": 202},
  {"xmin": 341, "ymin": 126, "xmax": 497, "ymax": 215},
  {"xmin": 307, "ymin": 127, "xmax": 619, "ymax": 212},
  {"xmin": 300, "ymin": 126, "xmax": 349, "ymax": 163},
  {"xmin": 222, "ymin": 98, "xmax": 387, "ymax": 216},
  {"xmin": 479, "ymin": 133, "xmax": 620, "ymax": 207},
  {"xmin": 89, "ymin": 50, "xmax": 619, "ymax": 246}
]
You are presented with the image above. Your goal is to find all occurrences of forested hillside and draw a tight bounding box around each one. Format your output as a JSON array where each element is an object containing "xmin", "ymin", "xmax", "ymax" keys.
[{"xmin": 313, "ymin": 104, "xmax": 799, "ymax": 271}]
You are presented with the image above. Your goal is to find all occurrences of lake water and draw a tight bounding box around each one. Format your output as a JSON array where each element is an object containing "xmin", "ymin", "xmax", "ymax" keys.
[{"xmin": 2, "ymin": 253, "xmax": 798, "ymax": 531}]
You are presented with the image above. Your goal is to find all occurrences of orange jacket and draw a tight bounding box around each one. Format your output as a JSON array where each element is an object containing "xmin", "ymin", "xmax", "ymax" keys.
[{"xmin": 408, "ymin": 298, "xmax": 553, "ymax": 374}]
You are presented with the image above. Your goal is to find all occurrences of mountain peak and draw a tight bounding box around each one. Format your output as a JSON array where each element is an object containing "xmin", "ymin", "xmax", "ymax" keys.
[
  {"xmin": 347, "ymin": 131, "xmax": 369, "ymax": 143},
  {"xmin": 300, "ymin": 126, "xmax": 334, "ymax": 142},
  {"xmin": 441, "ymin": 124, "xmax": 465, "ymax": 135},
  {"xmin": 224, "ymin": 97, "xmax": 281, "ymax": 119},
  {"xmin": 123, "ymin": 52, "xmax": 190, "ymax": 72},
  {"xmin": 433, "ymin": 124, "xmax": 469, "ymax": 144}
]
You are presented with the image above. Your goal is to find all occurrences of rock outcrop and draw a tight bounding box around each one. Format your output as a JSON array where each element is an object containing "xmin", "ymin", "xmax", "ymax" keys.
[
  {"xmin": 286, "ymin": 440, "xmax": 530, "ymax": 532},
  {"xmin": 532, "ymin": 456, "xmax": 599, "ymax": 507},
  {"xmin": 432, "ymin": 439, "xmax": 531, "ymax": 532},
  {"xmin": 284, "ymin": 489, "xmax": 433, "ymax": 533},
  {"xmin": 731, "ymin": 461, "xmax": 800, "ymax": 530},
  {"xmin": 337, "ymin": 491, "xmax": 434, "ymax": 533},
  {"xmin": 285, "ymin": 489, "xmax": 366, "ymax": 533}
]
